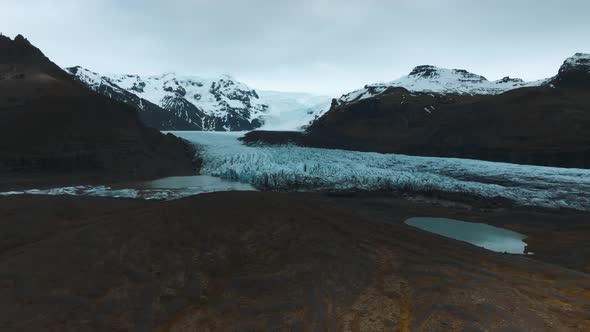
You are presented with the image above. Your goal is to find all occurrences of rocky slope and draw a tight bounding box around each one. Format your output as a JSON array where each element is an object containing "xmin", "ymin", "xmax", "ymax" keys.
[
  {"xmin": 245, "ymin": 53, "xmax": 590, "ymax": 168},
  {"xmin": 0, "ymin": 35, "xmax": 197, "ymax": 184}
]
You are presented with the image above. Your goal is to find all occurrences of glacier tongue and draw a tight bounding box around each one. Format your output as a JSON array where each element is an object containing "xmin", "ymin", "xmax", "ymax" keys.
[
  {"xmin": 258, "ymin": 90, "xmax": 332, "ymax": 131},
  {"xmin": 172, "ymin": 131, "xmax": 590, "ymax": 211}
]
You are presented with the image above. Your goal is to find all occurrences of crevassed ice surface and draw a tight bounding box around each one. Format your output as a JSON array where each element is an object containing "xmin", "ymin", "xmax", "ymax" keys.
[
  {"xmin": 171, "ymin": 131, "xmax": 590, "ymax": 211},
  {"xmin": 405, "ymin": 217, "xmax": 527, "ymax": 254}
]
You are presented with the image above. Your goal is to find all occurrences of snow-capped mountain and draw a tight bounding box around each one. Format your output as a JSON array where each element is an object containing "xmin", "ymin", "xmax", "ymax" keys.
[
  {"xmin": 65, "ymin": 66, "xmax": 196, "ymax": 130},
  {"xmin": 295, "ymin": 52, "xmax": 590, "ymax": 169},
  {"xmin": 258, "ymin": 91, "xmax": 331, "ymax": 131},
  {"xmin": 109, "ymin": 73, "xmax": 268, "ymax": 131},
  {"xmin": 339, "ymin": 65, "xmax": 547, "ymax": 104},
  {"xmin": 66, "ymin": 67, "xmax": 267, "ymax": 131},
  {"xmin": 560, "ymin": 53, "xmax": 590, "ymax": 74},
  {"xmin": 66, "ymin": 66, "xmax": 331, "ymax": 131},
  {"xmin": 551, "ymin": 53, "xmax": 590, "ymax": 88}
]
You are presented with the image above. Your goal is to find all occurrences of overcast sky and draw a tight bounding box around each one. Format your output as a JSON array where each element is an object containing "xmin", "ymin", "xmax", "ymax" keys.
[{"xmin": 2, "ymin": 0, "xmax": 589, "ymax": 95}]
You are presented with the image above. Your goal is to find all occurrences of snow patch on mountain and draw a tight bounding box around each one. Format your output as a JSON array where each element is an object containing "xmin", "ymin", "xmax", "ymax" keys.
[{"xmin": 339, "ymin": 65, "xmax": 547, "ymax": 104}]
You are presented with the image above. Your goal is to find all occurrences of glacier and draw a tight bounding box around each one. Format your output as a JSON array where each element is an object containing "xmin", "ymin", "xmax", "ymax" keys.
[
  {"xmin": 172, "ymin": 131, "xmax": 590, "ymax": 211},
  {"xmin": 4, "ymin": 131, "xmax": 588, "ymax": 210},
  {"xmin": 258, "ymin": 90, "xmax": 332, "ymax": 130}
]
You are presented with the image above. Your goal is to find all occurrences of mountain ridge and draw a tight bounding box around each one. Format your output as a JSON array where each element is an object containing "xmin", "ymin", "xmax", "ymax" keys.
[
  {"xmin": 66, "ymin": 66, "xmax": 332, "ymax": 131},
  {"xmin": 66, "ymin": 67, "xmax": 266, "ymax": 131},
  {"xmin": 338, "ymin": 65, "xmax": 549, "ymax": 104},
  {"xmin": 66, "ymin": 53, "xmax": 590, "ymax": 134},
  {"xmin": 337, "ymin": 53, "xmax": 590, "ymax": 105}
]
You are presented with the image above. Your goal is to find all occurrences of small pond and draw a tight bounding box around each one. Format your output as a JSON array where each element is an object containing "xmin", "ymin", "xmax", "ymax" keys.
[{"xmin": 405, "ymin": 217, "xmax": 528, "ymax": 254}]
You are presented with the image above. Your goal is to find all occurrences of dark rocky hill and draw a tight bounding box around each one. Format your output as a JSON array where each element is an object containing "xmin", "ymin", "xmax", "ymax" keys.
[
  {"xmin": 1, "ymin": 192, "xmax": 589, "ymax": 331},
  {"xmin": 0, "ymin": 35, "xmax": 197, "ymax": 186}
]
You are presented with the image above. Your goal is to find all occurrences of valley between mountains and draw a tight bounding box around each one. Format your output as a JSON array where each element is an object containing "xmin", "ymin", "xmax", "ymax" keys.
[
  {"xmin": 245, "ymin": 53, "xmax": 590, "ymax": 168},
  {"xmin": 67, "ymin": 49, "xmax": 590, "ymax": 168}
]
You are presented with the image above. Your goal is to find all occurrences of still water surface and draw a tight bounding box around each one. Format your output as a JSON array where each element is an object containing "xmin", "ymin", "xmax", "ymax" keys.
[{"xmin": 405, "ymin": 217, "xmax": 527, "ymax": 254}]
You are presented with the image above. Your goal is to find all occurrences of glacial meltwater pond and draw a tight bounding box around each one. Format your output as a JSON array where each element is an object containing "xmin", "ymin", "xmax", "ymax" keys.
[
  {"xmin": 405, "ymin": 217, "xmax": 528, "ymax": 254},
  {"xmin": 132, "ymin": 175, "xmax": 257, "ymax": 199}
]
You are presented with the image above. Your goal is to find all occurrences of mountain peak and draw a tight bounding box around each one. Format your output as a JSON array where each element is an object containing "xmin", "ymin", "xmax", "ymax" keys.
[
  {"xmin": 0, "ymin": 34, "xmax": 45, "ymax": 63},
  {"xmin": 66, "ymin": 65, "xmax": 92, "ymax": 75},
  {"xmin": 408, "ymin": 65, "xmax": 440, "ymax": 78},
  {"xmin": 13, "ymin": 34, "xmax": 30, "ymax": 45},
  {"xmin": 495, "ymin": 76, "xmax": 524, "ymax": 84},
  {"xmin": 219, "ymin": 73, "xmax": 236, "ymax": 81},
  {"xmin": 561, "ymin": 53, "xmax": 590, "ymax": 72},
  {"xmin": 407, "ymin": 65, "xmax": 488, "ymax": 83},
  {"xmin": 552, "ymin": 53, "xmax": 590, "ymax": 88}
]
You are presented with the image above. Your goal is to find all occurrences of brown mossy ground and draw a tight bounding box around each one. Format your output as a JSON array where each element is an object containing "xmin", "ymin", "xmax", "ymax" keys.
[{"xmin": 1, "ymin": 192, "xmax": 589, "ymax": 331}]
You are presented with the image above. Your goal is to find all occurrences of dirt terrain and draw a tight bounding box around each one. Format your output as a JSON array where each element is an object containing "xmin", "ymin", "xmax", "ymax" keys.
[{"xmin": 1, "ymin": 192, "xmax": 589, "ymax": 331}]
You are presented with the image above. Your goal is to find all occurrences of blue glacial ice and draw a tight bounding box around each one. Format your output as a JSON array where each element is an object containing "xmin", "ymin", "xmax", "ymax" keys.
[{"xmin": 171, "ymin": 131, "xmax": 590, "ymax": 211}]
